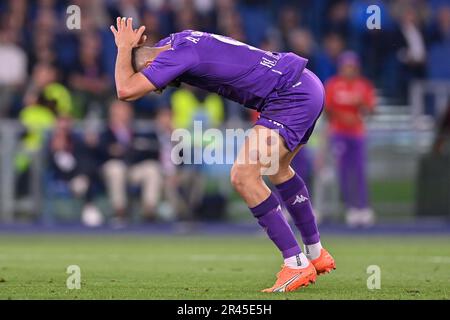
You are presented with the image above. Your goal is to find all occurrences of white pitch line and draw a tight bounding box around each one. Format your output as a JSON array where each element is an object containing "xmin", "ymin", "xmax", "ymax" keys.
[
  {"xmin": 427, "ymin": 256, "xmax": 450, "ymax": 264},
  {"xmin": 189, "ymin": 254, "xmax": 271, "ymax": 261}
]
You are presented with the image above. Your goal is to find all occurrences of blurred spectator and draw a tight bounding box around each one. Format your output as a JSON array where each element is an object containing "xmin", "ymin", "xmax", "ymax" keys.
[
  {"xmin": 0, "ymin": 28, "xmax": 27, "ymax": 117},
  {"xmin": 428, "ymin": 6, "xmax": 450, "ymax": 80},
  {"xmin": 174, "ymin": 3, "xmax": 201, "ymax": 31},
  {"xmin": 215, "ymin": 0, "xmax": 245, "ymax": 40},
  {"xmin": 433, "ymin": 103, "xmax": 450, "ymax": 155},
  {"xmin": 23, "ymin": 63, "xmax": 72, "ymax": 116},
  {"xmin": 46, "ymin": 116, "xmax": 103, "ymax": 226},
  {"xmin": 349, "ymin": 0, "xmax": 395, "ymax": 98},
  {"xmin": 100, "ymin": 100, "xmax": 161, "ymax": 225},
  {"xmin": 15, "ymin": 92, "xmax": 58, "ymax": 196},
  {"xmin": 27, "ymin": 6, "xmax": 58, "ymax": 68},
  {"xmin": 69, "ymin": 32, "xmax": 112, "ymax": 118},
  {"xmin": 170, "ymin": 86, "xmax": 226, "ymax": 219},
  {"xmin": 141, "ymin": 9, "xmax": 163, "ymax": 45},
  {"xmin": 171, "ymin": 86, "xmax": 224, "ymax": 129},
  {"xmin": 392, "ymin": 5, "xmax": 427, "ymax": 100},
  {"xmin": 108, "ymin": 0, "xmax": 142, "ymax": 27},
  {"xmin": 315, "ymin": 32, "xmax": 345, "ymax": 82},
  {"xmin": 323, "ymin": 0, "xmax": 350, "ymax": 38},
  {"xmin": 154, "ymin": 107, "xmax": 185, "ymax": 220},
  {"xmin": 287, "ymin": 28, "xmax": 317, "ymax": 71},
  {"xmin": 1, "ymin": 0, "xmax": 450, "ymax": 226},
  {"xmin": 430, "ymin": 5, "xmax": 450, "ymax": 45},
  {"xmin": 324, "ymin": 51, "xmax": 376, "ymax": 227},
  {"xmin": 0, "ymin": 0, "xmax": 448, "ymax": 121},
  {"xmin": 277, "ymin": 5, "xmax": 301, "ymax": 51}
]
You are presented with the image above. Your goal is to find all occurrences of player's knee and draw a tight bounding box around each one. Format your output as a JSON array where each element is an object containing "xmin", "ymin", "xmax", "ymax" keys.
[
  {"xmin": 230, "ymin": 164, "xmax": 256, "ymax": 193},
  {"xmin": 230, "ymin": 165, "xmax": 244, "ymax": 191},
  {"xmin": 268, "ymin": 165, "xmax": 294, "ymax": 185}
]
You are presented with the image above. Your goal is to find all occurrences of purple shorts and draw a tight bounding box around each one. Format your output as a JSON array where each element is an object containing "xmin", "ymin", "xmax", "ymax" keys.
[{"xmin": 255, "ymin": 68, "xmax": 324, "ymax": 151}]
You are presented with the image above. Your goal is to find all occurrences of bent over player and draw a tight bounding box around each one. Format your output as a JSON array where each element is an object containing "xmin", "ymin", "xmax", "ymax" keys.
[{"xmin": 110, "ymin": 17, "xmax": 335, "ymax": 293}]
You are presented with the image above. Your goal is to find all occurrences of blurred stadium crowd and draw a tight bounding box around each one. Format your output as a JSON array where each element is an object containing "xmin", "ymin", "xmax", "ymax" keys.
[
  {"xmin": 0, "ymin": 0, "xmax": 449, "ymax": 226},
  {"xmin": 2, "ymin": 0, "xmax": 450, "ymax": 117}
]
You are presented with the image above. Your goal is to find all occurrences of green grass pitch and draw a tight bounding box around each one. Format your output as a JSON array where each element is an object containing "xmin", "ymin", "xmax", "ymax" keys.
[{"xmin": 0, "ymin": 234, "xmax": 449, "ymax": 299}]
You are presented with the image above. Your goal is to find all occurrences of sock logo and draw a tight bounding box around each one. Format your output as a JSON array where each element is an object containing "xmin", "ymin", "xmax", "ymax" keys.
[
  {"xmin": 292, "ymin": 194, "xmax": 308, "ymax": 206},
  {"xmin": 296, "ymin": 254, "xmax": 302, "ymax": 266}
]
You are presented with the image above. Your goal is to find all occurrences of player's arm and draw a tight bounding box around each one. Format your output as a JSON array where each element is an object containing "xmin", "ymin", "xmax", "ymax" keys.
[
  {"xmin": 114, "ymin": 45, "xmax": 155, "ymax": 101},
  {"xmin": 110, "ymin": 17, "xmax": 156, "ymax": 101}
]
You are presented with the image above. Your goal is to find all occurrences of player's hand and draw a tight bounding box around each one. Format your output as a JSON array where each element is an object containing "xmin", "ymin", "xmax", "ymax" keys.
[
  {"xmin": 136, "ymin": 34, "xmax": 148, "ymax": 47},
  {"xmin": 110, "ymin": 17, "xmax": 146, "ymax": 49}
]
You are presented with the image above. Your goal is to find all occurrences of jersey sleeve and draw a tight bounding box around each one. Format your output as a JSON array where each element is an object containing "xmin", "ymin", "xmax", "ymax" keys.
[{"xmin": 141, "ymin": 45, "xmax": 198, "ymax": 89}]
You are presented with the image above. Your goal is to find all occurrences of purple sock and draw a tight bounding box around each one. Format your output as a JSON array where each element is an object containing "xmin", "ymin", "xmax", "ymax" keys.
[
  {"xmin": 250, "ymin": 192, "xmax": 301, "ymax": 259},
  {"xmin": 275, "ymin": 174, "xmax": 320, "ymax": 245}
]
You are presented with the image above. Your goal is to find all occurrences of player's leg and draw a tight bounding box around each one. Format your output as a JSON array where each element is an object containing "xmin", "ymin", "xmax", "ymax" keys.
[
  {"xmin": 353, "ymin": 136, "xmax": 375, "ymax": 226},
  {"xmin": 231, "ymin": 125, "xmax": 301, "ymax": 259},
  {"xmin": 332, "ymin": 134, "xmax": 361, "ymax": 225},
  {"xmin": 231, "ymin": 125, "xmax": 316, "ymax": 292},
  {"xmin": 269, "ymin": 147, "xmax": 320, "ymax": 250},
  {"xmin": 268, "ymin": 145, "xmax": 336, "ymax": 275},
  {"xmin": 257, "ymin": 67, "xmax": 335, "ymax": 275},
  {"xmin": 332, "ymin": 134, "xmax": 353, "ymax": 210}
]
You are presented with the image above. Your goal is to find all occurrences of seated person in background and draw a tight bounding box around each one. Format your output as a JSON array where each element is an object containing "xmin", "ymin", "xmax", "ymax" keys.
[
  {"xmin": 100, "ymin": 100, "xmax": 161, "ymax": 225},
  {"xmin": 47, "ymin": 116, "xmax": 103, "ymax": 226},
  {"xmin": 0, "ymin": 27, "xmax": 27, "ymax": 118},
  {"xmin": 15, "ymin": 92, "xmax": 58, "ymax": 197},
  {"xmin": 155, "ymin": 107, "xmax": 204, "ymax": 222},
  {"xmin": 16, "ymin": 62, "xmax": 73, "ymax": 195},
  {"xmin": 433, "ymin": 103, "xmax": 450, "ymax": 155},
  {"xmin": 23, "ymin": 62, "xmax": 73, "ymax": 116}
]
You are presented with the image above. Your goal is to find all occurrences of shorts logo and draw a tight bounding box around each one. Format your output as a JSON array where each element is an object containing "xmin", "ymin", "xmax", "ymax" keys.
[
  {"xmin": 267, "ymin": 119, "xmax": 284, "ymax": 129},
  {"xmin": 292, "ymin": 194, "xmax": 308, "ymax": 205}
]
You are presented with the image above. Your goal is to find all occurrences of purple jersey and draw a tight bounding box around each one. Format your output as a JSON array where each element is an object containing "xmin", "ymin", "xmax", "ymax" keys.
[{"xmin": 142, "ymin": 30, "xmax": 308, "ymax": 110}]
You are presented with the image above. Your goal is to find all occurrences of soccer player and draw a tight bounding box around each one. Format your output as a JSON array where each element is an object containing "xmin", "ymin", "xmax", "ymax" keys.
[
  {"xmin": 325, "ymin": 52, "xmax": 376, "ymax": 227},
  {"xmin": 110, "ymin": 17, "xmax": 335, "ymax": 293}
]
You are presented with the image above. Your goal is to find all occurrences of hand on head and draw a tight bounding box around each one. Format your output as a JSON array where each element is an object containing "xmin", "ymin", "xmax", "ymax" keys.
[{"xmin": 110, "ymin": 17, "xmax": 147, "ymax": 49}]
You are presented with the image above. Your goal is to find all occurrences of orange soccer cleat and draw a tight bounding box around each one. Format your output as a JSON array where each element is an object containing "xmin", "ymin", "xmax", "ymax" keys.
[
  {"xmin": 310, "ymin": 248, "xmax": 336, "ymax": 275},
  {"xmin": 262, "ymin": 263, "xmax": 317, "ymax": 293}
]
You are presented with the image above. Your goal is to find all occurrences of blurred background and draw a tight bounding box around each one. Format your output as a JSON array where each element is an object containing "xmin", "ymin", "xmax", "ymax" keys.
[{"xmin": 0, "ymin": 0, "xmax": 449, "ymax": 229}]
